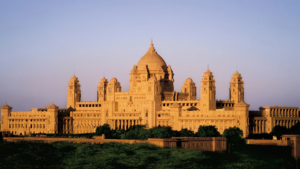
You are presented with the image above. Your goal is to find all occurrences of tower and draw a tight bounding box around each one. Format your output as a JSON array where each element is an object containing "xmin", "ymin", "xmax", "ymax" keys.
[
  {"xmin": 106, "ymin": 78, "xmax": 121, "ymax": 102},
  {"xmin": 200, "ymin": 69, "xmax": 216, "ymax": 110},
  {"xmin": 0, "ymin": 103, "xmax": 12, "ymax": 131},
  {"xmin": 230, "ymin": 71, "xmax": 244, "ymax": 104},
  {"xmin": 181, "ymin": 78, "xmax": 197, "ymax": 101},
  {"xmin": 98, "ymin": 77, "xmax": 108, "ymax": 102},
  {"xmin": 67, "ymin": 75, "xmax": 81, "ymax": 109}
]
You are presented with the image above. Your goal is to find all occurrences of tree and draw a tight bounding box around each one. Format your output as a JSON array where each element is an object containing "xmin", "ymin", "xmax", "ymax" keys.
[
  {"xmin": 124, "ymin": 125, "xmax": 147, "ymax": 139},
  {"xmin": 270, "ymin": 125, "xmax": 288, "ymax": 139},
  {"xmin": 95, "ymin": 124, "xmax": 113, "ymax": 138},
  {"xmin": 150, "ymin": 126, "xmax": 173, "ymax": 138},
  {"xmin": 179, "ymin": 128, "xmax": 194, "ymax": 137},
  {"xmin": 223, "ymin": 127, "xmax": 243, "ymax": 144},
  {"xmin": 290, "ymin": 122, "xmax": 300, "ymax": 134},
  {"xmin": 197, "ymin": 125, "xmax": 220, "ymax": 137}
]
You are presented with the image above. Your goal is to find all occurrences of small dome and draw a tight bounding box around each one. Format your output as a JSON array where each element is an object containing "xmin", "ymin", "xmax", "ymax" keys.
[
  {"xmin": 109, "ymin": 77, "xmax": 118, "ymax": 83},
  {"xmin": 137, "ymin": 40, "xmax": 167, "ymax": 71},
  {"xmin": 185, "ymin": 78, "xmax": 193, "ymax": 83}
]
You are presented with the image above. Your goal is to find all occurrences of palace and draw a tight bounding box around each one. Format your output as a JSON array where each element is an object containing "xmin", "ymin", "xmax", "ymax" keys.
[{"xmin": 1, "ymin": 40, "xmax": 299, "ymax": 137}]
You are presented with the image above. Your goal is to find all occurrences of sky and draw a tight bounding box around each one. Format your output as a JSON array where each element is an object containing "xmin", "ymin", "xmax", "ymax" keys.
[{"xmin": 0, "ymin": 0, "xmax": 300, "ymax": 112}]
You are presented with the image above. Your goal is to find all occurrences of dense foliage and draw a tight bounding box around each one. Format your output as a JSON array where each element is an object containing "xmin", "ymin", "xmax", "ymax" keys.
[
  {"xmin": 179, "ymin": 128, "xmax": 195, "ymax": 137},
  {"xmin": 270, "ymin": 126, "xmax": 289, "ymax": 139},
  {"xmin": 223, "ymin": 127, "xmax": 243, "ymax": 144},
  {"xmin": 196, "ymin": 125, "xmax": 220, "ymax": 137},
  {"xmin": 0, "ymin": 141, "xmax": 295, "ymax": 169},
  {"xmin": 94, "ymin": 125, "xmax": 196, "ymax": 139},
  {"xmin": 290, "ymin": 123, "xmax": 300, "ymax": 134}
]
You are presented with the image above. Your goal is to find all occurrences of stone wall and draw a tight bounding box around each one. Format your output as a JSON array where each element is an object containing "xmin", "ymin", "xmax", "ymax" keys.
[
  {"xmin": 246, "ymin": 135, "xmax": 300, "ymax": 158},
  {"xmin": 246, "ymin": 139, "xmax": 290, "ymax": 146},
  {"xmin": 2, "ymin": 136, "xmax": 227, "ymax": 152}
]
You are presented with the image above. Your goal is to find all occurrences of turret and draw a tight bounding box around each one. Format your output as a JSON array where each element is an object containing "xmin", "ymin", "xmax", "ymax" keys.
[
  {"xmin": 200, "ymin": 69, "xmax": 216, "ymax": 110},
  {"xmin": 181, "ymin": 78, "xmax": 197, "ymax": 101},
  {"xmin": 230, "ymin": 71, "xmax": 244, "ymax": 104},
  {"xmin": 67, "ymin": 75, "xmax": 81, "ymax": 109},
  {"xmin": 106, "ymin": 78, "xmax": 121, "ymax": 101},
  {"xmin": 146, "ymin": 76, "xmax": 162, "ymax": 101},
  {"xmin": 46, "ymin": 103, "xmax": 59, "ymax": 134},
  {"xmin": 98, "ymin": 77, "xmax": 108, "ymax": 102},
  {"xmin": 0, "ymin": 103, "xmax": 12, "ymax": 131}
]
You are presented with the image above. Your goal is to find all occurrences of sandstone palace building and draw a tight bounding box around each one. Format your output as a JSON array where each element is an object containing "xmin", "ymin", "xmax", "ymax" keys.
[{"xmin": 1, "ymin": 41, "xmax": 300, "ymax": 137}]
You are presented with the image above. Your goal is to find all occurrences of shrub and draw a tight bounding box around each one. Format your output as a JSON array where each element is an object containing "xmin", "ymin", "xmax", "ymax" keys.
[
  {"xmin": 95, "ymin": 124, "xmax": 113, "ymax": 138},
  {"xmin": 197, "ymin": 125, "xmax": 220, "ymax": 137},
  {"xmin": 179, "ymin": 128, "xmax": 195, "ymax": 137},
  {"xmin": 270, "ymin": 125, "xmax": 289, "ymax": 139},
  {"xmin": 223, "ymin": 127, "xmax": 243, "ymax": 144}
]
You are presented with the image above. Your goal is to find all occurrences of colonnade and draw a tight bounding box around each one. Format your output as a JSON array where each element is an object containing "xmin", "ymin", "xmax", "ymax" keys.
[
  {"xmin": 252, "ymin": 119, "xmax": 300, "ymax": 134},
  {"xmin": 252, "ymin": 120, "xmax": 267, "ymax": 133},
  {"xmin": 270, "ymin": 109, "xmax": 299, "ymax": 117},
  {"xmin": 112, "ymin": 119, "xmax": 141, "ymax": 130},
  {"xmin": 180, "ymin": 120, "xmax": 234, "ymax": 132},
  {"xmin": 275, "ymin": 120, "xmax": 300, "ymax": 129},
  {"xmin": 59, "ymin": 119, "xmax": 72, "ymax": 134}
]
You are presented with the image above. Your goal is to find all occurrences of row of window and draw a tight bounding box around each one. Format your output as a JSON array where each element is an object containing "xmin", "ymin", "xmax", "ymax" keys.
[
  {"xmin": 9, "ymin": 124, "xmax": 45, "ymax": 129},
  {"xmin": 10, "ymin": 115, "xmax": 47, "ymax": 117},
  {"xmin": 163, "ymin": 103, "xmax": 198, "ymax": 107},
  {"xmin": 78, "ymin": 104, "xmax": 101, "ymax": 107},
  {"xmin": 180, "ymin": 114, "xmax": 235, "ymax": 117},
  {"xmin": 114, "ymin": 114, "xmax": 140, "ymax": 117},
  {"xmin": 73, "ymin": 114, "xmax": 101, "ymax": 117},
  {"xmin": 9, "ymin": 119, "xmax": 46, "ymax": 122}
]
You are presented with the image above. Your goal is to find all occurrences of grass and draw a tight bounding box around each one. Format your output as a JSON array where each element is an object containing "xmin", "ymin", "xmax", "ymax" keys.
[{"xmin": 0, "ymin": 141, "xmax": 296, "ymax": 169}]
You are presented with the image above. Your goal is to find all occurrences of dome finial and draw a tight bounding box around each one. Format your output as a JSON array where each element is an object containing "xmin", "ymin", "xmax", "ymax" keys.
[{"xmin": 148, "ymin": 39, "xmax": 155, "ymax": 52}]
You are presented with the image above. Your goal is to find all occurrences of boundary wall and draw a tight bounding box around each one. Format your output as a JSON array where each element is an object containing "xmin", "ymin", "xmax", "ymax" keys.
[
  {"xmin": 2, "ymin": 136, "xmax": 227, "ymax": 152},
  {"xmin": 246, "ymin": 135, "xmax": 300, "ymax": 158}
]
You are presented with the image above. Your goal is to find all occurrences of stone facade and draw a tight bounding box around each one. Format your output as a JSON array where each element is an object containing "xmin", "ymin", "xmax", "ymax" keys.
[{"xmin": 1, "ymin": 40, "xmax": 299, "ymax": 137}]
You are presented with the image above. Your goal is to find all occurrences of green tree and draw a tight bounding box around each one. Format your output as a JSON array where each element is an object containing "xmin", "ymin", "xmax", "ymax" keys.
[
  {"xmin": 223, "ymin": 127, "xmax": 243, "ymax": 144},
  {"xmin": 290, "ymin": 122, "xmax": 300, "ymax": 134},
  {"xmin": 179, "ymin": 128, "xmax": 194, "ymax": 137},
  {"xmin": 197, "ymin": 125, "xmax": 220, "ymax": 137},
  {"xmin": 124, "ymin": 125, "xmax": 147, "ymax": 139},
  {"xmin": 270, "ymin": 125, "xmax": 288, "ymax": 139},
  {"xmin": 95, "ymin": 124, "xmax": 113, "ymax": 138},
  {"xmin": 149, "ymin": 126, "xmax": 173, "ymax": 138}
]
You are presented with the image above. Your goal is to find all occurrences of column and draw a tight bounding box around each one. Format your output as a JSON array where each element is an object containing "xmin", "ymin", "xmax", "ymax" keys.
[
  {"xmin": 258, "ymin": 120, "xmax": 261, "ymax": 133},
  {"xmin": 252, "ymin": 120, "xmax": 255, "ymax": 133},
  {"xmin": 255, "ymin": 120, "xmax": 258, "ymax": 133}
]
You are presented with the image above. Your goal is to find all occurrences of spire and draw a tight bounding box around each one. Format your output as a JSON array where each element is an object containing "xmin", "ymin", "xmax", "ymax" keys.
[{"xmin": 148, "ymin": 39, "xmax": 155, "ymax": 52}]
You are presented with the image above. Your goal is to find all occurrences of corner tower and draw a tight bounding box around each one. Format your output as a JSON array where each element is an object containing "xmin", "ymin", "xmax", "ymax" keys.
[
  {"xmin": 181, "ymin": 78, "xmax": 196, "ymax": 101},
  {"xmin": 230, "ymin": 71, "xmax": 244, "ymax": 104},
  {"xmin": 67, "ymin": 75, "xmax": 81, "ymax": 108},
  {"xmin": 98, "ymin": 77, "xmax": 108, "ymax": 102},
  {"xmin": 200, "ymin": 69, "xmax": 216, "ymax": 110}
]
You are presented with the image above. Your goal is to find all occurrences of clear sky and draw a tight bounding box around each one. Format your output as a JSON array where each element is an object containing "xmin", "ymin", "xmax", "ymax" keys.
[{"xmin": 0, "ymin": 0, "xmax": 299, "ymax": 112}]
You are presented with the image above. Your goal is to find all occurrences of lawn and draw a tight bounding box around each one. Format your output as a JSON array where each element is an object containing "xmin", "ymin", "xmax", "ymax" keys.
[{"xmin": 0, "ymin": 141, "xmax": 296, "ymax": 169}]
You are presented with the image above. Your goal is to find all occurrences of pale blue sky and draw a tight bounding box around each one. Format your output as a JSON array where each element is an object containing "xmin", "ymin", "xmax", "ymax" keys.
[{"xmin": 0, "ymin": 0, "xmax": 299, "ymax": 111}]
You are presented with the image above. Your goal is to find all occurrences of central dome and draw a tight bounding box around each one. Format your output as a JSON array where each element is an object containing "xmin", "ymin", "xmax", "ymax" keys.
[{"xmin": 137, "ymin": 40, "xmax": 167, "ymax": 71}]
